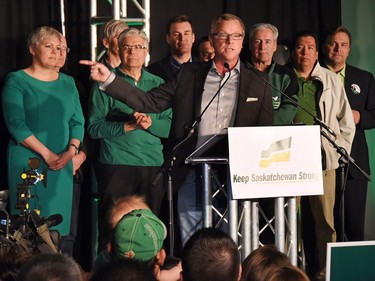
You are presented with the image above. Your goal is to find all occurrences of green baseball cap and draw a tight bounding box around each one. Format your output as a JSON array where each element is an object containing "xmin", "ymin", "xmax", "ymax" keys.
[{"xmin": 112, "ymin": 209, "xmax": 166, "ymax": 261}]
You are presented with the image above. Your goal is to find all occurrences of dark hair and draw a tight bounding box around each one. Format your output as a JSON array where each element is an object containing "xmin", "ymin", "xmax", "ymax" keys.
[
  {"xmin": 90, "ymin": 259, "xmax": 157, "ymax": 281},
  {"xmin": 323, "ymin": 26, "xmax": 352, "ymax": 46},
  {"xmin": 241, "ymin": 244, "xmax": 291, "ymax": 281},
  {"xmin": 291, "ymin": 30, "xmax": 319, "ymax": 50},
  {"xmin": 16, "ymin": 254, "xmax": 82, "ymax": 281},
  {"xmin": 197, "ymin": 35, "xmax": 210, "ymax": 46},
  {"xmin": 182, "ymin": 228, "xmax": 240, "ymax": 281},
  {"xmin": 166, "ymin": 15, "xmax": 194, "ymax": 34},
  {"xmin": 210, "ymin": 13, "xmax": 245, "ymax": 35},
  {"xmin": 0, "ymin": 244, "xmax": 35, "ymax": 281},
  {"xmin": 266, "ymin": 265, "xmax": 310, "ymax": 281}
]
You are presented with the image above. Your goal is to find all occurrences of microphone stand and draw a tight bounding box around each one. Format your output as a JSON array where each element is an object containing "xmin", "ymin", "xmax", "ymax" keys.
[
  {"xmin": 245, "ymin": 62, "xmax": 371, "ymax": 242},
  {"xmin": 320, "ymin": 130, "xmax": 371, "ymax": 241},
  {"xmin": 151, "ymin": 63, "xmax": 231, "ymax": 255}
]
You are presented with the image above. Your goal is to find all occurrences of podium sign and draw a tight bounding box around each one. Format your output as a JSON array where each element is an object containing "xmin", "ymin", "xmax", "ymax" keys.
[{"xmin": 228, "ymin": 125, "xmax": 323, "ymax": 199}]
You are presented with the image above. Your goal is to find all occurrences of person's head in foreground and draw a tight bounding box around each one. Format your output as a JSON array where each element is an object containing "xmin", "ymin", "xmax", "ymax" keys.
[
  {"xmin": 181, "ymin": 227, "xmax": 241, "ymax": 281},
  {"xmin": 240, "ymin": 244, "xmax": 291, "ymax": 281},
  {"xmin": 266, "ymin": 264, "xmax": 310, "ymax": 281},
  {"xmin": 15, "ymin": 253, "xmax": 82, "ymax": 281},
  {"xmin": 90, "ymin": 259, "xmax": 157, "ymax": 281},
  {"xmin": 111, "ymin": 209, "xmax": 168, "ymax": 279}
]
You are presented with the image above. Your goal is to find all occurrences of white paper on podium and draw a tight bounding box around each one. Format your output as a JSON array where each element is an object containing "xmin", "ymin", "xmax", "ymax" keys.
[{"xmin": 228, "ymin": 125, "xmax": 323, "ymax": 199}]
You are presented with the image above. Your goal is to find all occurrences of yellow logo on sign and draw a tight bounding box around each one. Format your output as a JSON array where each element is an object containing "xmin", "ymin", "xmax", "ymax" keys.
[{"xmin": 259, "ymin": 137, "xmax": 292, "ymax": 168}]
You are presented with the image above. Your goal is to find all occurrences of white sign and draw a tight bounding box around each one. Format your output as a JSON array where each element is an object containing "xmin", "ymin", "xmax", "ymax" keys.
[{"xmin": 228, "ymin": 126, "xmax": 323, "ymax": 199}]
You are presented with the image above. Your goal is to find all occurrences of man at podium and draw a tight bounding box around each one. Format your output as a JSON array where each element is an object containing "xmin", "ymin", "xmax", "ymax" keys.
[{"xmin": 81, "ymin": 13, "xmax": 274, "ymax": 247}]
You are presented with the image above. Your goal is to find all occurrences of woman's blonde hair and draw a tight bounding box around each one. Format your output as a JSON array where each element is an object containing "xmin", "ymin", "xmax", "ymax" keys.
[{"xmin": 27, "ymin": 26, "xmax": 62, "ymax": 48}]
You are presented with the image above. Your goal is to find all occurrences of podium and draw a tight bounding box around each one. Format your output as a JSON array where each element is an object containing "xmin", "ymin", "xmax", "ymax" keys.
[{"xmin": 185, "ymin": 125, "xmax": 323, "ymax": 264}]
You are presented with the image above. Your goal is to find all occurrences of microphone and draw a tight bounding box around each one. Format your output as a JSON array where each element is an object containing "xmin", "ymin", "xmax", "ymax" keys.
[
  {"xmin": 245, "ymin": 62, "xmax": 337, "ymax": 138},
  {"xmin": 186, "ymin": 62, "xmax": 232, "ymax": 138},
  {"xmin": 152, "ymin": 62, "xmax": 232, "ymax": 186},
  {"xmin": 44, "ymin": 214, "xmax": 63, "ymax": 228}
]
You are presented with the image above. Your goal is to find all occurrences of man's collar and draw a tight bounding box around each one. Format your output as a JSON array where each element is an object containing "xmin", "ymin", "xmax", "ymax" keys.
[
  {"xmin": 326, "ymin": 64, "xmax": 346, "ymax": 78},
  {"xmin": 210, "ymin": 59, "xmax": 241, "ymax": 74}
]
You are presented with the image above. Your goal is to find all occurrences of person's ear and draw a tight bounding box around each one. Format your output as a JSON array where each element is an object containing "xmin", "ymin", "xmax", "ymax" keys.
[
  {"xmin": 103, "ymin": 38, "xmax": 110, "ymax": 49},
  {"xmin": 237, "ymin": 264, "xmax": 242, "ymax": 281},
  {"xmin": 156, "ymin": 248, "xmax": 166, "ymax": 266},
  {"xmin": 29, "ymin": 46, "xmax": 35, "ymax": 56}
]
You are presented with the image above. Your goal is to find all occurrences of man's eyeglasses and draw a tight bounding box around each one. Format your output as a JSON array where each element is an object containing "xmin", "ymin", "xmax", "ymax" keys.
[
  {"xmin": 200, "ymin": 52, "xmax": 215, "ymax": 58},
  {"xmin": 211, "ymin": 33, "xmax": 244, "ymax": 41},
  {"xmin": 121, "ymin": 45, "xmax": 147, "ymax": 51},
  {"xmin": 44, "ymin": 43, "xmax": 70, "ymax": 54}
]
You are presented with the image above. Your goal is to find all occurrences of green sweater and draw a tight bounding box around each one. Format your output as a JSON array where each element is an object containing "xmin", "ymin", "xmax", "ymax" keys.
[
  {"xmin": 88, "ymin": 68, "xmax": 171, "ymax": 166},
  {"xmin": 268, "ymin": 62, "xmax": 299, "ymax": 125}
]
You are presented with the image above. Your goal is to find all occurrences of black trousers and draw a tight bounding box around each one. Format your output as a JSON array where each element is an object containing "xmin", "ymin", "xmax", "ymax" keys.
[
  {"xmin": 60, "ymin": 181, "xmax": 80, "ymax": 256},
  {"xmin": 335, "ymin": 170, "xmax": 368, "ymax": 241},
  {"xmin": 95, "ymin": 163, "xmax": 165, "ymax": 250}
]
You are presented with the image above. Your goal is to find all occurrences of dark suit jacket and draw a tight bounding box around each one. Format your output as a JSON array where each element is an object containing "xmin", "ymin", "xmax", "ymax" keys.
[
  {"xmin": 147, "ymin": 55, "xmax": 199, "ymax": 82},
  {"xmin": 344, "ymin": 64, "xmax": 375, "ymax": 179},
  {"xmin": 147, "ymin": 56, "xmax": 175, "ymax": 82},
  {"xmin": 105, "ymin": 60, "xmax": 274, "ymax": 187}
]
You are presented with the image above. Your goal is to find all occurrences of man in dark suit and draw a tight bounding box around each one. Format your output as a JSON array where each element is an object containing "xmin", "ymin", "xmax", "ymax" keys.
[
  {"xmin": 147, "ymin": 15, "xmax": 197, "ymax": 82},
  {"xmin": 81, "ymin": 13, "xmax": 273, "ymax": 245},
  {"xmin": 322, "ymin": 26, "xmax": 375, "ymax": 241}
]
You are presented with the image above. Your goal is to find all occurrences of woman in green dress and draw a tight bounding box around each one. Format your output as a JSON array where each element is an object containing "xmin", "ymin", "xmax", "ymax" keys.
[{"xmin": 1, "ymin": 26, "xmax": 85, "ymax": 239}]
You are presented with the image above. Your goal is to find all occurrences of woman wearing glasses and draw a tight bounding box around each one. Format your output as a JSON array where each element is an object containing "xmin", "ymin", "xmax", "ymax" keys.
[{"xmin": 1, "ymin": 26, "xmax": 85, "ymax": 249}]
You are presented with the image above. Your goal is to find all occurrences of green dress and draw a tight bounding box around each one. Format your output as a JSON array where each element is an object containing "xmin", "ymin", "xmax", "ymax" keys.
[{"xmin": 1, "ymin": 70, "xmax": 85, "ymax": 236}]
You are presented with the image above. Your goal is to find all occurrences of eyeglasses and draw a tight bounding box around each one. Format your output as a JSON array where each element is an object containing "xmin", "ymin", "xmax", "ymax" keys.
[
  {"xmin": 121, "ymin": 45, "xmax": 147, "ymax": 51},
  {"xmin": 200, "ymin": 52, "xmax": 215, "ymax": 58},
  {"xmin": 44, "ymin": 43, "xmax": 70, "ymax": 54},
  {"xmin": 211, "ymin": 33, "xmax": 244, "ymax": 41}
]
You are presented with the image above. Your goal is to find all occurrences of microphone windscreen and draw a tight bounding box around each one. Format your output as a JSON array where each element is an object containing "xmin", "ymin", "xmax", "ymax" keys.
[{"xmin": 44, "ymin": 214, "xmax": 63, "ymax": 228}]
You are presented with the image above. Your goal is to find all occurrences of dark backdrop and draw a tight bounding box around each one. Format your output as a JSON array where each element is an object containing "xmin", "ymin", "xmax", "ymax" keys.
[{"xmin": 0, "ymin": 0, "xmax": 341, "ymax": 270}]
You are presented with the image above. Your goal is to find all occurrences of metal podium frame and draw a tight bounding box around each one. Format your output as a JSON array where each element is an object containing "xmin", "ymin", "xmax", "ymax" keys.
[{"xmin": 185, "ymin": 157, "xmax": 298, "ymax": 264}]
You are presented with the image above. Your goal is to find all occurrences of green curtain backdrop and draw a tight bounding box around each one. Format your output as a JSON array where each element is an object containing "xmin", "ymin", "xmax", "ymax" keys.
[{"xmin": 342, "ymin": 0, "xmax": 375, "ymax": 240}]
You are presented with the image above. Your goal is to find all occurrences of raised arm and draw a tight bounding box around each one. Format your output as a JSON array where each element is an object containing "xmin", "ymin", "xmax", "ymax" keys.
[{"xmin": 80, "ymin": 60, "xmax": 174, "ymax": 112}]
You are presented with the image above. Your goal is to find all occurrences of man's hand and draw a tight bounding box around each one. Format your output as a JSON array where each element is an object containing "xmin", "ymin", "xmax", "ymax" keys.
[
  {"xmin": 72, "ymin": 151, "xmax": 86, "ymax": 175},
  {"xmin": 352, "ymin": 109, "xmax": 360, "ymax": 125},
  {"xmin": 133, "ymin": 112, "xmax": 152, "ymax": 130},
  {"xmin": 79, "ymin": 60, "xmax": 111, "ymax": 82}
]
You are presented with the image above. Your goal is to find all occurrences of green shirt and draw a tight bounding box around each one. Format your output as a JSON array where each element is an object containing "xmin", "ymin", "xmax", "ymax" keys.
[
  {"xmin": 293, "ymin": 76, "xmax": 317, "ymax": 125},
  {"xmin": 88, "ymin": 68, "xmax": 172, "ymax": 166}
]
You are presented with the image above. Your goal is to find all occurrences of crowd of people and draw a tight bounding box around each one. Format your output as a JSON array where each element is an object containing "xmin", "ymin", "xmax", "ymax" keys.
[{"xmin": 1, "ymin": 10, "xmax": 374, "ymax": 281}]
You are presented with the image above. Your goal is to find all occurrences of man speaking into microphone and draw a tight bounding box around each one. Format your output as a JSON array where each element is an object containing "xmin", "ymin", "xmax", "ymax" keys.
[{"xmin": 81, "ymin": 13, "xmax": 273, "ymax": 246}]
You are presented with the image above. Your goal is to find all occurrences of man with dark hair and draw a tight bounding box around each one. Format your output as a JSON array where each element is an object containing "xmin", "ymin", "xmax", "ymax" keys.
[
  {"xmin": 241, "ymin": 244, "xmax": 291, "ymax": 281},
  {"xmin": 182, "ymin": 228, "xmax": 241, "ymax": 281},
  {"xmin": 147, "ymin": 15, "xmax": 196, "ymax": 81},
  {"xmin": 321, "ymin": 26, "xmax": 375, "ymax": 242},
  {"xmin": 291, "ymin": 30, "xmax": 355, "ymax": 278},
  {"xmin": 15, "ymin": 254, "xmax": 83, "ymax": 281},
  {"xmin": 91, "ymin": 259, "xmax": 157, "ymax": 281},
  {"xmin": 197, "ymin": 36, "xmax": 215, "ymax": 62}
]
